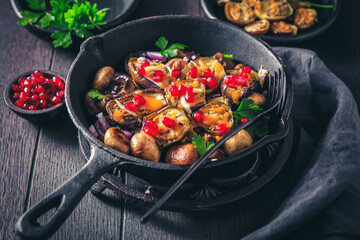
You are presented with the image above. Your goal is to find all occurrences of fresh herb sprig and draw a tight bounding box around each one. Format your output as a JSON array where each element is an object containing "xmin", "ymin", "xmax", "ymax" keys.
[
  {"xmin": 88, "ymin": 90, "xmax": 105, "ymax": 100},
  {"xmin": 155, "ymin": 37, "xmax": 188, "ymax": 58},
  {"xmin": 297, "ymin": 1, "xmax": 334, "ymax": 8},
  {"xmin": 18, "ymin": 0, "xmax": 109, "ymax": 48},
  {"xmin": 192, "ymin": 133, "xmax": 215, "ymax": 156},
  {"xmin": 223, "ymin": 54, "xmax": 234, "ymax": 59},
  {"xmin": 233, "ymin": 98, "xmax": 268, "ymax": 138}
]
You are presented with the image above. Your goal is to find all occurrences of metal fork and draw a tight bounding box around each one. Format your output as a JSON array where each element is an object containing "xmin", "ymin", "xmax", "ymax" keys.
[{"xmin": 141, "ymin": 69, "xmax": 286, "ymax": 223}]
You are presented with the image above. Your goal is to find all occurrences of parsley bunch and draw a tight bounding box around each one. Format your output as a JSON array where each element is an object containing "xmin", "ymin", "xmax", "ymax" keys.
[
  {"xmin": 155, "ymin": 37, "xmax": 188, "ymax": 58},
  {"xmin": 18, "ymin": 0, "xmax": 109, "ymax": 48},
  {"xmin": 233, "ymin": 98, "xmax": 268, "ymax": 138}
]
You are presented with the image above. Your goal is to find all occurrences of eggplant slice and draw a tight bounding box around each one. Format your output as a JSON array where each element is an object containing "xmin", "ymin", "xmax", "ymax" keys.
[
  {"xmin": 143, "ymin": 106, "xmax": 192, "ymax": 148},
  {"xmin": 270, "ymin": 21, "xmax": 298, "ymax": 35},
  {"xmin": 255, "ymin": 0, "xmax": 293, "ymax": 21},
  {"xmin": 244, "ymin": 19, "xmax": 270, "ymax": 35},
  {"xmin": 294, "ymin": 8, "xmax": 317, "ymax": 30},
  {"xmin": 225, "ymin": 1, "xmax": 257, "ymax": 26}
]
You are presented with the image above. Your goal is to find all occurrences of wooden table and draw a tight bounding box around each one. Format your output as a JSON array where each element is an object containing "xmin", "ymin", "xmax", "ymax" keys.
[{"xmin": 1, "ymin": 0, "xmax": 359, "ymax": 239}]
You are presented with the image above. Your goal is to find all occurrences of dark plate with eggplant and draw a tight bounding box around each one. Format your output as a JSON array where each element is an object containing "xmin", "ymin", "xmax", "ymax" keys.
[
  {"xmin": 15, "ymin": 16, "xmax": 292, "ymax": 240},
  {"xmin": 200, "ymin": 0, "xmax": 340, "ymax": 44}
]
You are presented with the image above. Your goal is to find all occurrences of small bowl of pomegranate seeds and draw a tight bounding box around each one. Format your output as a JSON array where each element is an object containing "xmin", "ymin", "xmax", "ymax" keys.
[{"xmin": 4, "ymin": 70, "xmax": 66, "ymax": 122}]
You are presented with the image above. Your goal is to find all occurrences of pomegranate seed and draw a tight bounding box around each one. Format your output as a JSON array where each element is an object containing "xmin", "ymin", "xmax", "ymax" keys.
[
  {"xmin": 171, "ymin": 70, "xmax": 181, "ymax": 78},
  {"xmin": 13, "ymin": 92, "xmax": 20, "ymax": 100},
  {"xmin": 53, "ymin": 76, "xmax": 62, "ymax": 85},
  {"xmin": 186, "ymin": 85, "xmax": 193, "ymax": 92},
  {"xmin": 138, "ymin": 66, "xmax": 146, "ymax": 75},
  {"xmin": 207, "ymin": 78, "xmax": 218, "ymax": 89},
  {"xmin": 170, "ymin": 86, "xmax": 179, "ymax": 97},
  {"xmin": 56, "ymin": 90, "xmax": 64, "ymax": 98},
  {"xmin": 28, "ymin": 105, "xmax": 37, "ymax": 111},
  {"xmin": 188, "ymin": 67, "xmax": 198, "ymax": 78},
  {"xmin": 19, "ymin": 92, "xmax": 27, "ymax": 102},
  {"xmin": 39, "ymin": 93, "xmax": 48, "ymax": 100},
  {"xmin": 240, "ymin": 71, "xmax": 249, "ymax": 80},
  {"xmin": 198, "ymin": 78, "xmax": 208, "ymax": 86},
  {"xmin": 23, "ymin": 79, "xmax": 32, "ymax": 87},
  {"xmin": 227, "ymin": 82, "xmax": 238, "ymax": 89},
  {"xmin": 154, "ymin": 70, "xmax": 164, "ymax": 76},
  {"xmin": 22, "ymin": 103, "xmax": 29, "ymax": 110},
  {"xmin": 18, "ymin": 77, "xmax": 26, "ymax": 86},
  {"xmin": 133, "ymin": 94, "xmax": 146, "ymax": 107},
  {"xmin": 185, "ymin": 91, "xmax": 195, "ymax": 103},
  {"xmin": 31, "ymin": 94, "xmax": 39, "ymax": 102},
  {"xmin": 223, "ymin": 127, "xmax": 231, "ymax": 135},
  {"xmin": 178, "ymin": 84, "xmax": 187, "ymax": 96},
  {"xmin": 12, "ymin": 84, "xmax": 20, "ymax": 92},
  {"xmin": 51, "ymin": 96, "xmax": 62, "ymax": 104},
  {"xmin": 141, "ymin": 60, "xmax": 150, "ymax": 67},
  {"xmin": 240, "ymin": 118, "xmax": 249, "ymax": 124},
  {"xmin": 204, "ymin": 69, "xmax": 212, "ymax": 78},
  {"xmin": 32, "ymin": 71, "xmax": 44, "ymax": 78},
  {"xmin": 215, "ymin": 123, "xmax": 228, "ymax": 132},
  {"xmin": 40, "ymin": 100, "xmax": 47, "ymax": 107},
  {"xmin": 58, "ymin": 81, "xmax": 65, "ymax": 90},
  {"xmin": 19, "ymin": 85, "xmax": 25, "ymax": 91},
  {"xmin": 162, "ymin": 117, "xmax": 176, "ymax": 128},
  {"xmin": 15, "ymin": 100, "xmax": 23, "ymax": 108},
  {"xmin": 153, "ymin": 75, "xmax": 163, "ymax": 82},
  {"xmin": 35, "ymin": 85, "xmax": 44, "ymax": 93},
  {"xmin": 242, "ymin": 66, "xmax": 251, "ymax": 73},
  {"xmin": 193, "ymin": 111, "xmax": 204, "ymax": 122},
  {"xmin": 24, "ymin": 87, "xmax": 31, "ymax": 95},
  {"xmin": 34, "ymin": 100, "xmax": 41, "ymax": 107},
  {"xmin": 125, "ymin": 102, "xmax": 137, "ymax": 112},
  {"xmin": 143, "ymin": 120, "xmax": 158, "ymax": 136}
]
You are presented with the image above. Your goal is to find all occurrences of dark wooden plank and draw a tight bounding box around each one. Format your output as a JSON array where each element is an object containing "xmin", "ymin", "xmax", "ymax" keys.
[
  {"xmin": 26, "ymin": 48, "xmax": 124, "ymax": 239},
  {"xmin": 0, "ymin": 1, "xmax": 53, "ymax": 239}
]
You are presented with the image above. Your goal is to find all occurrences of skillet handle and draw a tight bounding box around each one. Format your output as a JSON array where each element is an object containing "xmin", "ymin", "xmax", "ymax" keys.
[{"xmin": 15, "ymin": 144, "xmax": 116, "ymax": 240}]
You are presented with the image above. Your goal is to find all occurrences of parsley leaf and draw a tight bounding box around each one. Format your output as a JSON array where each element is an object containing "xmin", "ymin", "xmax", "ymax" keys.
[
  {"xmin": 155, "ymin": 37, "xmax": 168, "ymax": 50},
  {"xmin": 27, "ymin": 0, "xmax": 46, "ymax": 11},
  {"xmin": 155, "ymin": 37, "xmax": 188, "ymax": 58},
  {"xmin": 51, "ymin": 30, "xmax": 72, "ymax": 48},
  {"xmin": 245, "ymin": 121, "xmax": 268, "ymax": 138},
  {"xmin": 38, "ymin": 13, "xmax": 54, "ymax": 28},
  {"xmin": 233, "ymin": 98, "xmax": 263, "ymax": 121},
  {"xmin": 18, "ymin": 11, "xmax": 44, "ymax": 26},
  {"xmin": 223, "ymin": 54, "xmax": 234, "ymax": 59},
  {"xmin": 88, "ymin": 90, "xmax": 105, "ymax": 100},
  {"xmin": 192, "ymin": 133, "xmax": 215, "ymax": 156}
]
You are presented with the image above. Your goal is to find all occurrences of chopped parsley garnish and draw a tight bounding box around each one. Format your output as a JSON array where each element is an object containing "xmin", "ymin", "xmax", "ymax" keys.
[
  {"xmin": 88, "ymin": 90, "xmax": 105, "ymax": 100},
  {"xmin": 233, "ymin": 98, "xmax": 263, "ymax": 121},
  {"xmin": 223, "ymin": 54, "xmax": 234, "ymax": 59},
  {"xmin": 155, "ymin": 36, "xmax": 188, "ymax": 58},
  {"xmin": 18, "ymin": 0, "xmax": 109, "ymax": 48},
  {"xmin": 192, "ymin": 133, "xmax": 214, "ymax": 156}
]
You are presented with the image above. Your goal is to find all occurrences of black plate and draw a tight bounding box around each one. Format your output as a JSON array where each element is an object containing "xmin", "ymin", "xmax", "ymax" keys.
[
  {"xmin": 11, "ymin": 0, "xmax": 140, "ymax": 45},
  {"xmin": 200, "ymin": 0, "xmax": 340, "ymax": 45}
]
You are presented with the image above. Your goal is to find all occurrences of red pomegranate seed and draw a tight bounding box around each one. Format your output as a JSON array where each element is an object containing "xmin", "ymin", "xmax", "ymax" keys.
[
  {"xmin": 18, "ymin": 77, "xmax": 26, "ymax": 86},
  {"xmin": 23, "ymin": 79, "xmax": 32, "ymax": 87},
  {"xmin": 19, "ymin": 92, "xmax": 27, "ymax": 102},
  {"xmin": 53, "ymin": 76, "xmax": 62, "ymax": 85},
  {"xmin": 171, "ymin": 70, "xmax": 181, "ymax": 78},
  {"xmin": 138, "ymin": 66, "xmax": 146, "ymax": 75},
  {"xmin": 32, "ymin": 71, "xmax": 44, "ymax": 78},
  {"xmin": 204, "ymin": 69, "xmax": 212, "ymax": 78},
  {"xmin": 198, "ymin": 78, "xmax": 208, "ymax": 86},
  {"xmin": 13, "ymin": 92, "xmax": 20, "ymax": 100},
  {"xmin": 242, "ymin": 66, "xmax": 251, "ymax": 73},
  {"xmin": 28, "ymin": 105, "xmax": 37, "ymax": 111},
  {"xmin": 141, "ymin": 60, "xmax": 150, "ymax": 67},
  {"xmin": 143, "ymin": 120, "xmax": 158, "ymax": 136},
  {"xmin": 34, "ymin": 100, "xmax": 41, "ymax": 107},
  {"xmin": 56, "ymin": 90, "xmax": 64, "ymax": 99},
  {"xmin": 12, "ymin": 84, "xmax": 20, "ymax": 92},
  {"xmin": 36, "ymin": 85, "xmax": 45, "ymax": 93},
  {"xmin": 19, "ymin": 85, "xmax": 25, "ymax": 91},
  {"xmin": 178, "ymin": 84, "xmax": 187, "ymax": 96},
  {"xmin": 162, "ymin": 117, "xmax": 176, "ymax": 128},
  {"xmin": 125, "ymin": 102, "xmax": 137, "ymax": 112},
  {"xmin": 153, "ymin": 75, "xmax": 163, "ymax": 82},
  {"xmin": 240, "ymin": 71, "xmax": 249, "ymax": 80},
  {"xmin": 24, "ymin": 87, "xmax": 31, "ymax": 95},
  {"xmin": 39, "ymin": 93, "xmax": 48, "ymax": 100},
  {"xmin": 170, "ymin": 86, "xmax": 179, "ymax": 97},
  {"xmin": 40, "ymin": 100, "xmax": 47, "ymax": 108},
  {"xmin": 15, "ymin": 100, "xmax": 23, "ymax": 108},
  {"xmin": 58, "ymin": 81, "xmax": 65, "ymax": 90},
  {"xmin": 188, "ymin": 67, "xmax": 198, "ymax": 78},
  {"xmin": 22, "ymin": 103, "xmax": 29, "ymax": 110},
  {"xmin": 186, "ymin": 84, "xmax": 193, "ymax": 92},
  {"xmin": 185, "ymin": 91, "xmax": 195, "ymax": 102},
  {"xmin": 215, "ymin": 123, "xmax": 228, "ymax": 132},
  {"xmin": 240, "ymin": 118, "xmax": 249, "ymax": 124},
  {"xmin": 193, "ymin": 111, "xmax": 204, "ymax": 122},
  {"xmin": 51, "ymin": 96, "xmax": 62, "ymax": 104},
  {"xmin": 154, "ymin": 70, "xmax": 164, "ymax": 76},
  {"xmin": 31, "ymin": 94, "xmax": 39, "ymax": 102},
  {"xmin": 207, "ymin": 78, "xmax": 218, "ymax": 89},
  {"xmin": 133, "ymin": 94, "xmax": 146, "ymax": 107}
]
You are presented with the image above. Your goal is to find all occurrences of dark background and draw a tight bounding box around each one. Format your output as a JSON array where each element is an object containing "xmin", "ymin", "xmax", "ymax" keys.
[{"xmin": 1, "ymin": 0, "xmax": 359, "ymax": 239}]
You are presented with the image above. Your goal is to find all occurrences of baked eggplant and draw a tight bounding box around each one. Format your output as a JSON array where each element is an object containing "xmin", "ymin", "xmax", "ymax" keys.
[
  {"xmin": 142, "ymin": 106, "xmax": 192, "ymax": 148},
  {"xmin": 224, "ymin": 1, "xmax": 257, "ymax": 26},
  {"xmin": 244, "ymin": 19, "xmax": 270, "ymax": 35},
  {"xmin": 255, "ymin": 0, "xmax": 293, "ymax": 21},
  {"xmin": 270, "ymin": 21, "xmax": 298, "ymax": 35},
  {"xmin": 294, "ymin": 8, "xmax": 317, "ymax": 30}
]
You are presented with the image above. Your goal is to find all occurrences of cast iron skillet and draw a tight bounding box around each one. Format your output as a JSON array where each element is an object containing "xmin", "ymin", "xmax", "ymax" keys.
[
  {"xmin": 200, "ymin": 0, "xmax": 340, "ymax": 45},
  {"xmin": 15, "ymin": 15, "xmax": 292, "ymax": 239}
]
